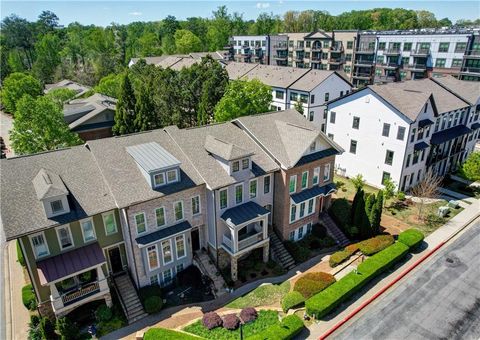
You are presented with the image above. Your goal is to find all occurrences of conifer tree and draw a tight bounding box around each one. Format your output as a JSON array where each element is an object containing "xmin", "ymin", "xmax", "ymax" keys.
[
  {"xmin": 112, "ymin": 72, "xmax": 136, "ymax": 135},
  {"xmin": 134, "ymin": 79, "xmax": 156, "ymax": 131},
  {"xmin": 365, "ymin": 193, "xmax": 376, "ymax": 220},
  {"xmin": 370, "ymin": 190, "xmax": 384, "ymax": 235}
]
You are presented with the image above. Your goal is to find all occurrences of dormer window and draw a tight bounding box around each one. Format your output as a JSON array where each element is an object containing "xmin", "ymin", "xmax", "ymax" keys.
[
  {"xmin": 32, "ymin": 168, "xmax": 70, "ymax": 218},
  {"xmin": 154, "ymin": 173, "xmax": 165, "ymax": 187},
  {"xmin": 232, "ymin": 161, "xmax": 240, "ymax": 172},
  {"xmin": 50, "ymin": 200, "xmax": 64, "ymax": 214},
  {"xmin": 242, "ymin": 159, "xmax": 249, "ymax": 170},
  {"xmin": 204, "ymin": 135, "xmax": 254, "ymax": 175},
  {"xmin": 167, "ymin": 169, "xmax": 178, "ymax": 183}
]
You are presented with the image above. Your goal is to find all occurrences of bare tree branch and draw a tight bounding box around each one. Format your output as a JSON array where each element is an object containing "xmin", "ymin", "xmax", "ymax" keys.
[{"xmin": 410, "ymin": 169, "xmax": 443, "ymax": 220}]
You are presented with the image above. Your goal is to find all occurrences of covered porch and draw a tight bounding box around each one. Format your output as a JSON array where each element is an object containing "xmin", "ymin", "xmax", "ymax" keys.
[
  {"xmin": 220, "ymin": 201, "xmax": 270, "ymax": 281},
  {"xmin": 36, "ymin": 243, "xmax": 111, "ymax": 317}
]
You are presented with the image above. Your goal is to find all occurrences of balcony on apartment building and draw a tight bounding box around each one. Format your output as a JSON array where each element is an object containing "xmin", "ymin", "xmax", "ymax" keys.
[
  {"xmin": 404, "ymin": 63, "xmax": 427, "ymax": 71},
  {"xmin": 411, "ymin": 48, "xmax": 430, "ymax": 57},
  {"xmin": 354, "ymin": 59, "xmax": 375, "ymax": 67},
  {"xmin": 384, "ymin": 48, "xmax": 402, "ymax": 56},
  {"xmin": 352, "ymin": 72, "xmax": 373, "ymax": 80},
  {"xmin": 459, "ymin": 67, "xmax": 480, "ymax": 75},
  {"xmin": 294, "ymin": 54, "xmax": 305, "ymax": 62},
  {"xmin": 36, "ymin": 243, "xmax": 110, "ymax": 316},
  {"xmin": 274, "ymin": 54, "xmax": 288, "ymax": 61},
  {"xmin": 310, "ymin": 56, "xmax": 322, "ymax": 63},
  {"xmin": 311, "ymin": 44, "xmax": 323, "ymax": 52},
  {"xmin": 376, "ymin": 62, "xmax": 400, "ymax": 70},
  {"xmin": 328, "ymin": 57, "xmax": 344, "ymax": 65},
  {"xmin": 274, "ymin": 43, "xmax": 288, "ymax": 51},
  {"xmin": 330, "ymin": 44, "xmax": 343, "ymax": 53},
  {"xmin": 356, "ymin": 46, "xmax": 376, "ymax": 54},
  {"xmin": 374, "ymin": 75, "xmax": 397, "ymax": 83},
  {"xmin": 220, "ymin": 201, "xmax": 269, "ymax": 255},
  {"xmin": 463, "ymin": 50, "xmax": 480, "ymax": 59}
]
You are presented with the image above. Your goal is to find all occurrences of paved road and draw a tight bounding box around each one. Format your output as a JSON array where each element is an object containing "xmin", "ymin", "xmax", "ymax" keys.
[{"xmin": 333, "ymin": 220, "xmax": 480, "ymax": 340}]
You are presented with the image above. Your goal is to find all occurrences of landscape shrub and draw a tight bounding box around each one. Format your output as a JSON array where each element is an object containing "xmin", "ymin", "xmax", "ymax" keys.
[
  {"xmin": 357, "ymin": 235, "xmax": 394, "ymax": 256},
  {"xmin": 144, "ymin": 328, "xmax": 202, "ymax": 340},
  {"xmin": 17, "ymin": 240, "xmax": 25, "ymax": 266},
  {"xmin": 281, "ymin": 291, "xmax": 305, "ymax": 312},
  {"xmin": 396, "ymin": 191, "xmax": 406, "ymax": 201},
  {"xmin": 329, "ymin": 198, "xmax": 351, "ymax": 229},
  {"xmin": 97, "ymin": 317, "xmax": 125, "ymax": 337},
  {"xmin": 329, "ymin": 250, "xmax": 352, "ymax": 267},
  {"xmin": 95, "ymin": 304, "xmax": 112, "ymax": 322},
  {"xmin": 306, "ymin": 242, "xmax": 409, "ymax": 319},
  {"xmin": 202, "ymin": 312, "xmax": 223, "ymax": 330},
  {"xmin": 293, "ymin": 272, "xmax": 336, "ymax": 299},
  {"xmin": 344, "ymin": 243, "xmax": 359, "ymax": 253},
  {"xmin": 246, "ymin": 315, "xmax": 304, "ymax": 340},
  {"xmin": 284, "ymin": 241, "xmax": 311, "ymax": 263},
  {"xmin": 39, "ymin": 317, "xmax": 56, "ymax": 340},
  {"xmin": 398, "ymin": 229, "xmax": 425, "ymax": 249},
  {"xmin": 239, "ymin": 307, "xmax": 258, "ymax": 323},
  {"xmin": 56, "ymin": 317, "xmax": 79, "ymax": 340},
  {"xmin": 144, "ymin": 296, "xmax": 163, "ymax": 314},
  {"xmin": 28, "ymin": 315, "xmax": 42, "ymax": 340},
  {"xmin": 222, "ymin": 314, "xmax": 240, "ymax": 330},
  {"xmin": 312, "ymin": 224, "xmax": 327, "ymax": 239},
  {"xmin": 22, "ymin": 284, "xmax": 37, "ymax": 310},
  {"xmin": 139, "ymin": 284, "xmax": 162, "ymax": 303}
]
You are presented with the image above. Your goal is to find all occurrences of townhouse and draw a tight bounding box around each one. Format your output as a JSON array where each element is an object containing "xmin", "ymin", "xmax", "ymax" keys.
[
  {"xmin": 225, "ymin": 62, "xmax": 352, "ymax": 130},
  {"xmin": 1, "ymin": 146, "xmax": 123, "ymax": 319},
  {"xmin": 236, "ymin": 109, "xmax": 343, "ymax": 242},
  {"xmin": 45, "ymin": 79, "xmax": 92, "ymax": 98},
  {"xmin": 165, "ymin": 123, "xmax": 278, "ymax": 281},
  {"xmin": 326, "ymin": 77, "xmax": 480, "ymax": 190}
]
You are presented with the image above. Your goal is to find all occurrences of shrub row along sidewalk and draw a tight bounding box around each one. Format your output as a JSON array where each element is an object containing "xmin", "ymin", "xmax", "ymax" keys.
[{"xmin": 305, "ymin": 229, "xmax": 424, "ymax": 319}]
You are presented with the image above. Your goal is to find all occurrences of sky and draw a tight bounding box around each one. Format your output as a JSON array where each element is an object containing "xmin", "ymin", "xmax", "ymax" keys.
[{"xmin": 1, "ymin": 1, "xmax": 479, "ymax": 27}]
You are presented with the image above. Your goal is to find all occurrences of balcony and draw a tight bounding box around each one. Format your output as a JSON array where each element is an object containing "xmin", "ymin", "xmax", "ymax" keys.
[
  {"xmin": 274, "ymin": 44, "xmax": 288, "ymax": 51},
  {"xmin": 377, "ymin": 62, "xmax": 399, "ymax": 70},
  {"xmin": 460, "ymin": 67, "xmax": 480, "ymax": 75},
  {"xmin": 311, "ymin": 57, "xmax": 321, "ymax": 63},
  {"xmin": 222, "ymin": 225, "xmax": 265, "ymax": 253},
  {"xmin": 294, "ymin": 56, "xmax": 305, "ymax": 62},
  {"xmin": 295, "ymin": 46, "xmax": 305, "ymax": 51},
  {"xmin": 354, "ymin": 60, "xmax": 374, "ymax": 67},
  {"xmin": 405, "ymin": 63, "xmax": 427, "ymax": 71},
  {"xmin": 352, "ymin": 73, "xmax": 372, "ymax": 80},
  {"xmin": 356, "ymin": 47, "xmax": 375, "ymax": 54},
  {"xmin": 311, "ymin": 46, "xmax": 323, "ymax": 52},
  {"xmin": 328, "ymin": 58, "xmax": 344, "ymax": 65},
  {"xmin": 274, "ymin": 55, "xmax": 288, "ymax": 61},
  {"xmin": 374, "ymin": 75, "xmax": 397, "ymax": 83},
  {"xmin": 384, "ymin": 48, "xmax": 401, "ymax": 56},
  {"xmin": 411, "ymin": 48, "xmax": 430, "ymax": 57},
  {"xmin": 330, "ymin": 45, "xmax": 343, "ymax": 52},
  {"xmin": 463, "ymin": 50, "xmax": 480, "ymax": 58}
]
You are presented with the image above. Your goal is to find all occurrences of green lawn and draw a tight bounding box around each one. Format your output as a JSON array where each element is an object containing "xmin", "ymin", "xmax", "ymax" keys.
[
  {"xmin": 334, "ymin": 175, "xmax": 379, "ymax": 201},
  {"xmin": 226, "ymin": 281, "xmax": 290, "ymax": 309},
  {"xmin": 183, "ymin": 310, "xmax": 279, "ymax": 340}
]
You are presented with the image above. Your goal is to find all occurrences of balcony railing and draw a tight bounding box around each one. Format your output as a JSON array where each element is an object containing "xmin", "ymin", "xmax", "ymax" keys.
[
  {"xmin": 311, "ymin": 46, "xmax": 322, "ymax": 52},
  {"xmin": 411, "ymin": 48, "xmax": 430, "ymax": 56},
  {"xmin": 463, "ymin": 50, "xmax": 480, "ymax": 57},
  {"xmin": 352, "ymin": 73, "xmax": 372, "ymax": 79},
  {"xmin": 405, "ymin": 63, "xmax": 427, "ymax": 71},
  {"xmin": 295, "ymin": 46, "xmax": 305, "ymax": 51},
  {"xmin": 377, "ymin": 62, "xmax": 399, "ymax": 69},
  {"xmin": 62, "ymin": 282, "xmax": 100, "ymax": 306},
  {"xmin": 274, "ymin": 44, "xmax": 288, "ymax": 50},
  {"xmin": 460, "ymin": 67, "xmax": 480, "ymax": 74},
  {"xmin": 356, "ymin": 47, "xmax": 375, "ymax": 54},
  {"xmin": 222, "ymin": 223, "xmax": 265, "ymax": 254},
  {"xmin": 329, "ymin": 58, "xmax": 344, "ymax": 64},
  {"xmin": 385, "ymin": 48, "xmax": 401, "ymax": 55},
  {"xmin": 238, "ymin": 232, "xmax": 264, "ymax": 251},
  {"xmin": 354, "ymin": 60, "xmax": 374, "ymax": 66}
]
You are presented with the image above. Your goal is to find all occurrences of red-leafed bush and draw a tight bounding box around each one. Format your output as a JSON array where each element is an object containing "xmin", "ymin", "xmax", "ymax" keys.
[
  {"xmin": 202, "ymin": 312, "xmax": 222, "ymax": 330},
  {"xmin": 239, "ymin": 307, "xmax": 258, "ymax": 323},
  {"xmin": 222, "ymin": 314, "xmax": 240, "ymax": 330},
  {"xmin": 293, "ymin": 272, "xmax": 336, "ymax": 298}
]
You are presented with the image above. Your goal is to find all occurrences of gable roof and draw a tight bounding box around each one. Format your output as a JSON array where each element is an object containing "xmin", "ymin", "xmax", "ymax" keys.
[
  {"xmin": 66, "ymin": 93, "xmax": 116, "ymax": 129},
  {"xmin": 157, "ymin": 56, "xmax": 184, "ymax": 69},
  {"xmin": 32, "ymin": 168, "xmax": 69, "ymax": 200},
  {"xmin": 170, "ymin": 58, "xmax": 199, "ymax": 71},
  {"xmin": 44, "ymin": 79, "xmax": 91, "ymax": 98},
  {"xmin": 126, "ymin": 142, "xmax": 181, "ymax": 173},
  {"xmin": 235, "ymin": 109, "xmax": 342, "ymax": 169},
  {"xmin": 225, "ymin": 62, "xmax": 259, "ymax": 80},
  {"xmin": 165, "ymin": 122, "xmax": 278, "ymax": 190},
  {"xmin": 0, "ymin": 146, "xmax": 117, "ymax": 240},
  {"xmin": 204, "ymin": 135, "xmax": 253, "ymax": 161},
  {"xmin": 431, "ymin": 76, "xmax": 480, "ymax": 106},
  {"xmin": 305, "ymin": 31, "xmax": 332, "ymax": 39},
  {"xmin": 241, "ymin": 64, "xmax": 310, "ymax": 88},
  {"xmin": 289, "ymin": 70, "xmax": 351, "ymax": 92}
]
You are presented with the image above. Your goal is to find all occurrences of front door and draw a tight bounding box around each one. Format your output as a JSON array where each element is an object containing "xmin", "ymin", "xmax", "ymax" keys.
[
  {"xmin": 191, "ymin": 228, "xmax": 200, "ymax": 252},
  {"xmin": 108, "ymin": 247, "xmax": 123, "ymax": 274}
]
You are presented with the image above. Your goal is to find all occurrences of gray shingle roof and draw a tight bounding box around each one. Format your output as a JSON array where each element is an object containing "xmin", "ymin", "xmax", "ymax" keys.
[
  {"xmin": 432, "ymin": 76, "xmax": 480, "ymax": 106},
  {"xmin": 32, "ymin": 168, "xmax": 69, "ymax": 200},
  {"xmin": 288, "ymin": 70, "xmax": 335, "ymax": 92},
  {"xmin": 236, "ymin": 109, "xmax": 342, "ymax": 169},
  {"xmin": 44, "ymin": 79, "xmax": 91, "ymax": 98},
  {"xmin": 170, "ymin": 58, "xmax": 199, "ymax": 71},
  {"xmin": 87, "ymin": 129, "xmax": 205, "ymax": 208},
  {"xmin": 204, "ymin": 135, "xmax": 253, "ymax": 161},
  {"xmin": 126, "ymin": 142, "xmax": 181, "ymax": 173},
  {"xmin": 225, "ymin": 62, "xmax": 259, "ymax": 80},
  {"xmin": 165, "ymin": 123, "xmax": 279, "ymax": 190},
  {"xmin": 66, "ymin": 93, "xmax": 116, "ymax": 129},
  {"xmin": 241, "ymin": 64, "xmax": 311, "ymax": 88},
  {"xmin": 0, "ymin": 146, "xmax": 117, "ymax": 240}
]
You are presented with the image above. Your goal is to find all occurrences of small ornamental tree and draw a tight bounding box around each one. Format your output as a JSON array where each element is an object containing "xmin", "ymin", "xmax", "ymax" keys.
[
  {"xmin": 370, "ymin": 190, "xmax": 383, "ymax": 235},
  {"xmin": 410, "ymin": 169, "xmax": 442, "ymax": 220},
  {"xmin": 460, "ymin": 152, "xmax": 480, "ymax": 181},
  {"xmin": 202, "ymin": 312, "xmax": 222, "ymax": 330},
  {"xmin": 351, "ymin": 174, "xmax": 366, "ymax": 191},
  {"xmin": 382, "ymin": 177, "xmax": 396, "ymax": 206}
]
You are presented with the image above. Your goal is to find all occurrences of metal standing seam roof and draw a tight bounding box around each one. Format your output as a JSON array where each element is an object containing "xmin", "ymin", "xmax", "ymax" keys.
[
  {"xmin": 221, "ymin": 201, "xmax": 270, "ymax": 228},
  {"xmin": 136, "ymin": 221, "xmax": 192, "ymax": 247},
  {"xmin": 290, "ymin": 183, "xmax": 337, "ymax": 204},
  {"xmin": 295, "ymin": 148, "xmax": 339, "ymax": 167},
  {"xmin": 471, "ymin": 123, "xmax": 480, "ymax": 130},
  {"xmin": 430, "ymin": 125, "xmax": 472, "ymax": 145},
  {"xmin": 36, "ymin": 242, "xmax": 106, "ymax": 285},
  {"xmin": 414, "ymin": 141, "xmax": 430, "ymax": 151},
  {"xmin": 126, "ymin": 142, "xmax": 181, "ymax": 173},
  {"xmin": 418, "ymin": 119, "xmax": 435, "ymax": 128}
]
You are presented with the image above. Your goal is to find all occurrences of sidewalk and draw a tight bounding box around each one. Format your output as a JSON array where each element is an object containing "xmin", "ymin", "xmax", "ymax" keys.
[
  {"xmin": 4, "ymin": 241, "xmax": 30, "ymax": 340},
  {"xmin": 304, "ymin": 197, "xmax": 480, "ymax": 339}
]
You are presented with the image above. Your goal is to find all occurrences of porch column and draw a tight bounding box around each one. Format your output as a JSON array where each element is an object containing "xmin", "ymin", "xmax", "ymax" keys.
[
  {"xmin": 97, "ymin": 266, "xmax": 112, "ymax": 307},
  {"xmin": 231, "ymin": 256, "xmax": 238, "ymax": 281},
  {"xmin": 262, "ymin": 217, "xmax": 268, "ymax": 239},
  {"xmin": 263, "ymin": 243, "xmax": 269, "ymax": 263},
  {"xmin": 232, "ymin": 228, "xmax": 238, "ymax": 253},
  {"xmin": 50, "ymin": 283, "xmax": 64, "ymax": 311}
]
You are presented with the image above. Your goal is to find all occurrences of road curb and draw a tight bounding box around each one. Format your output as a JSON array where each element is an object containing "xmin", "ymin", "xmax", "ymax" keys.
[{"xmin": 319, "ymin": 212, "xmax": 480, "ymax": 340}]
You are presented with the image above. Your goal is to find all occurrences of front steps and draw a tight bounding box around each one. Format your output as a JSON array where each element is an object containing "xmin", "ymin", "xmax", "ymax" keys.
[
  {"xmin": 320, "ymin": 212, "xmax": 350, "ymax": 247},
  {"xmin": 269, "ymin": 231, "xmax": 296, "ymax": 270},
  {"xmin": 113, "ymin": 274, "xmax": 148, "ymax": 324}
]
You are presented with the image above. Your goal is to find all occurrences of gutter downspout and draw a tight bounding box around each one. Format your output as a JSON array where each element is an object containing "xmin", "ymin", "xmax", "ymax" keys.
[
  {"xmin": 122, "ymin": 207, "xmax": 140, "ymax": 287},
  {"xmin": 213, "ymin": 190, "xmax": 219, "ymax": 266}
]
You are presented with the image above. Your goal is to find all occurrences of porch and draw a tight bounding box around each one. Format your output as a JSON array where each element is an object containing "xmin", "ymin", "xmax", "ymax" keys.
[{"xmin": 36, "ymin": 243, "xmax": 112, "ymax": 317}]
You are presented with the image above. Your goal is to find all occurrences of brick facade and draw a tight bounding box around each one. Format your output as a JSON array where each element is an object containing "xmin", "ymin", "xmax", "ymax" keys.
[{"xmin": 78, "ymin": 127, "xmax": 113, "ymax": 141}]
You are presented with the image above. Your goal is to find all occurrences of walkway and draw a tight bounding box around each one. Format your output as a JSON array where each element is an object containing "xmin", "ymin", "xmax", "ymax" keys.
[{"xmin": 0, "ymin": 111, "xmax": 14, "ymax": 158}]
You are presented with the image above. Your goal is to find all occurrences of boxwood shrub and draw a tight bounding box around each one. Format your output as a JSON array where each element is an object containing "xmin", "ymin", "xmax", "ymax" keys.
[
  {"xmin": 306, "ymin": 242, "xmax": 409, "ymax": 319},
  {"xmin": 357, "ymin": 235, "xmax": 394, "ymax": 256},
  {"xmin": 144, "ymin": 296, "xmax": 163, "ymax": 314},
  {"xmin": 144, "ymin": 328, "xmax": 203, "ymax": 340},
  {"xmin": 293, "ymin": 272, "xmax": 336, "ymax": 299},
  {"xmin": 22, "ymin": 284, "xmax": 37, "ymax": 311},
  {"xmin": 281, "ymin": 291, "xmax": 305, "ymax": 312},
  {"xmin": 329, "ymin": 250, "xmax": 353, "ymax": 267},
  {"xmin": 284, "ymin": 241, "xmax": 311, "ymax": 263},
  {"xmin": 246, "ymin": 315, "xmax": 304, "ymax": 340},
  {"xmin": 398, "ymin": 229, "xmax": 424, "ymax": 249}
]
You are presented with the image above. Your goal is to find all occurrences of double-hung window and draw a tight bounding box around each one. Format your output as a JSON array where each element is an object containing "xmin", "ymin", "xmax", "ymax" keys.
[
  {"xmin": 235, "ymin": 184, "xmax": 243, "ymax": 204},
  {"xmin": 242, "ymin": 158, "xmax": 249, "ymax": 170},
  {"xmin": 174, "ymin": 201, "xmax": 184, "ymax": 221},
  {"xmin": 349, "ymin": 140, "xmax": 357, "ymax": 154},
  {"xmin": 147, "ymin": 245, "xmax": 159, "ymax": 270},
  {"xmin": 135, "ymin": 212, "xmax": 147, "ymax": 234},
  {"xmin": 163, "ymin": 269, "xmax": 172, "ymax": 286},
  {"xmin": 56, "ymin": 225, "xmax": 74, "ymax": 250},
  {"xmin": 30, "ymin": 233, "xmax": 49, "ymax": 258},
  {"xmin": 176, "ymin": 235, "xmax": 186, "ymax": 259},
  {"xmin": 249, "ymin": 180, "xmax": 257, "ymax": 199},
  {"xmin": 382, "ymin": 123, "xmax": 390, "ymax": 137},
  {"xmin": 324, "ymin": 164, "xmax": 331, "ymax": 181},
  {"xmin": 220, "ymin": 189, "xmax": 228, "ymax": 209},
  {"xmin": 299, "ymin": 202, "xmax": 305, "ymax": 218},
  {"xmin": 330, "ymin": 111, "xmax": 336, "ymax": 124},
  {"xmin": 313, "ymin": 167, "xmax": 320, "ymax": 185},
  {"xmin": 162, "ymin": 240, "xmax": 173, "ymax": 264},
  {"xmin": 385, "ymin": 150, "xmax": 394, "ymax": 165},
  {"xmin": 264, "ymin": 175, "xmax": 270, "ymax": 194},
  {"xmin": 50, "ymin": 200, "xmax": 64, "ymax": 214},
  {"xmin": 397, "ymin": 126, "xmax": 405, "ymax": 140},
  {"xmin": 307, "ymin": 199, "xmax": 314, "ymax": 214},
  {"xmin": 191, "ymin": 196, "xmax": 200, "ymax": 215},
  {"xmin": 352, "ymin": 116, "xmax": 360, "ymax": 129},
  {"xmin": 80, "ymin": 218, "xmax": 96, "ymax": 242},
  {"xmin": 289, "ymin": 175, "xmax": 297, "ymax": 193},
  {"xmin": 103, "ymin": 212, "xmax": 118, "ymax": 235},
  {"xmin": 167, "ymin": 169, "xmax": 178, "ymax": 183},
  {"xmin": 156, "ymin": 207, "xmax": 166, "ymax": 227},
  {"xmin": 154, "ymin": 173, "xmax": 165, "ymax": 187},
  {"xmin": 290, "ymin": 205, "xmax": 296, "ymax": 223},
  {"xmin": 301, "ymin": 171, "xmax": 308, "ymax": 189},
  {"xmin": 232, "ymin": 161, "xmax": 240, "ymax": 172}
]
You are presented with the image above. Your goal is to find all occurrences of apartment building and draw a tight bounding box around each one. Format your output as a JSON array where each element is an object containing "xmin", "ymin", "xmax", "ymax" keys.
[
  {"xmin": 326, "ymin": 77, "xmax": 480, "ymax": 190},
  {"xmin": 332, "ymin": 30, "xmax": 358, "ymax": 78},
  {"xmin": 270, "ymin": 35, "xmax": 289, "ymax": 66},
  {"xmin": 225, "ymin": 62, "xmax": 352, "ymax": 130},
  {"xmin": 236, "ymin": 109, "xmax": 343, "ymax": 241},
  {"xmin": 229, "ymin": 35, "xmax": 269, "ymax": 64},
  {"xmin": 459, "ymin": 31, "xmax": 480, "ymax": 81}
]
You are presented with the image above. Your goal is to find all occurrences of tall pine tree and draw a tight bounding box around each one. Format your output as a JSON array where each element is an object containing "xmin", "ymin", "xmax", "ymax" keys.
[
  {"xmin": 370, "ymin": 190, "xmax": 384, "ymax": 235},
  {"xmin": 365, "ymin": 193, "xmax": 376, "ymax": 221},
  {"xmin": 134, "ymin": 78, "xmax": 156, "ymax": 131},
  {"xmin": 351, "ymin": 189, "xmax": 362, "ymax": 225},
  {"xmin": 112, "ymin": 72, "xmax": 136, "ymax": 135}
]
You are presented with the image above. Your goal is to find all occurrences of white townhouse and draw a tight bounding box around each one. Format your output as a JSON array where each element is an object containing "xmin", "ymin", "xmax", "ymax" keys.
[
  {"xmin": 165, "ymin": 123, "xmax": 279, "ymax": 281},
  {"xmin": 224, "ymin": 62, "xmax": 353, "ymax": 130},
  {"xmin": 326, "ymin": 77, "xmax": 478, "ymax": 191}
]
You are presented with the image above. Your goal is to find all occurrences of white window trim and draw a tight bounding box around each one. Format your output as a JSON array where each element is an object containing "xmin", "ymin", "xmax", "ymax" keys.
[
  {"xmin": 166, "ymin": 169, "xmax": 178, "ymax": 183},
  {"xmin": 50, "ymin": 199, "xmax": 66, "ymax": 215},
  {"xmin": 174, "ymin": 200, "xmax": 184, "ymax": 222},
  {"xmin": 80, "ymin": 217, "xmax": 97, "ymax": 243},
  {"xmin": 232, "ymin": 160, "xmax": 240, "ymax": 173},
  {"xmin": 55, "ymin": 224, "xmax": 74, "ymax": 251},
  {"xmin": 324, "ymin": 164, "xmax": 331, "ymax": 181},
  {"xmin": 313, "ymin": 167, "xmax": 320, "ymax": 185},
  {"xmin": 29, "ymin": 232, "xmax": 50, "ymax": 259},
  {"xmin": 219, "ymin": 188, "xmax": 228, "ymax": 210},
  {"xmin": 154, "ymin": 172, "xmax": 165, "ymax": 188},
  {"xmin": 263, "ymin": 175, "xmax": 271, "ymax": 194},
  {"xmin": 162, "ymin": 268, "xmax": 173, "ymax": 286},
  {"xmin": 301, "ymin": 171, "xmax": 309, "ymax": 190},
  {"xmin": 242, "ymin": 158, "xmax": 250, "ymax": 170},
  {"xmin": 162, "ymin": 239, "xmax": 174, "ymax": 265},
  {"xmin": 150, "ymin": 273, "xmax": 159, "ymax": 286},
  {"xmin": 249, "ymin": 179, "xmax": 257, "ymax": 199},
  {"xmin": 175, "ymin": 235, "xmax": 187, "ymax": 260},
  {"xmin": 155, "ymin": 207, "xmax": 166, "ymax": 228},
  {"xmin": 147, "ymin": 245, "xmax": 160, "ymax": 271},
  {"xmin": 191, "ymin": 196, "xmax": 201, "ymax": 216},
  {"xmin": 135, "ymin": 212, "xmax": 147, "ymax": 235},
  {"xmin": 102, "ymin": 211, "xmax": 118, "ymax": 235},
  {"xmin": 289, "ymin": 175, "xmax": 297, "ymax": 193},
  {"xmin": 235, "ymin": 183, "xmax": 244, "ymax": 205}
]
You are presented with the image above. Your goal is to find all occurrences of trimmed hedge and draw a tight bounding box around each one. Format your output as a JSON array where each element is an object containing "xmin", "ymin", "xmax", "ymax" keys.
[
  {"xmin": 329, "ymin": 198, "xmax": 351, "ymax": 229},
  {"xmin": 306, "ymin": 242, "xmax": 409, "ymax": 319},
  {"xmin": 329, "ymin": 250, "xmax": 353, "ymax": 267},
  {"xmin": 246, "ymin": 315, "xmax": 304, "ymax": 340},
  {"xmin": 144, "ymin": 328, "xmax": 204, "ymax": 340},
  {"xmin": 293, "ymin": 272, "xmax": 336, "ymax": 299},
  {"xmin": 144, "ymin": 295, "xmax": 163, "ymax": 314},
  {"xmin": 281, "ymin": 291, "xmax": 305, "ymax": 312},
  {"xmin": 357, "ymin": 235, "xmax": 394, "ymax": 256},
  {"xmin": 398, "ymin": 229, "xmax": 424, "ymax": 249},
  {"xmin": 22, "ymin": 284, "xmax": 37, "ymax": 311}
]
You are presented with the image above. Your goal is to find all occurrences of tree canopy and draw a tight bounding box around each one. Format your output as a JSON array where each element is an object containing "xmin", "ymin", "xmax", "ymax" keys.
[
  {"xmin": 0, "ymin": 72, "xmax": 43, "ymax": 113},
  {"xmin": 460, "ymin": 152, "xmax": 480, "ymax": 181}
]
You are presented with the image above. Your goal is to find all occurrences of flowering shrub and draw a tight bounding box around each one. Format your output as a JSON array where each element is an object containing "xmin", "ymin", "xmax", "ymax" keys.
[
  {"xmin": 239, "ymin": 307, "xmax": 258, "ymax": 323},
  {"xmin": 293, "ymin": 272, "xmax": 336, "ymax": 298},
  {"xmin": 202, "ymin": 312, "xmax": 222, "ymax": 330},
  {"xmin": 222, "ymin": 314, "xmax": 240, "ymax": 330}
]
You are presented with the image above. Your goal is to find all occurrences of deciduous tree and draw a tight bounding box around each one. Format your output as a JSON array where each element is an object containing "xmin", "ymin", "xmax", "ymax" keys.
[
  {"xmin": 0, "ymin": 72, "xmax": 43, "ymax": 113},
  {"xmin": 460, "ymin": 152, "xmax": 480, "ymax": 181},
  {"xmin": 410, "ymin": 170, "xmax": 442, "ymax": 220}
]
